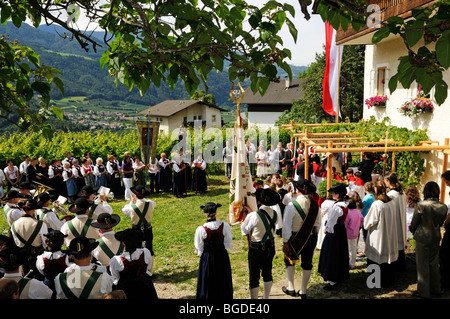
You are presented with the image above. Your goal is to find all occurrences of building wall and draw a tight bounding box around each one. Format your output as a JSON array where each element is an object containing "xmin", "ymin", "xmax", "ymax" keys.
[
  {"xmin": 363, "ymin": 36, "xmax": 450, "ymax": 201},
  {"xmin": 248, "ymin": 111, "xmax": 284, "ymax": 129}
]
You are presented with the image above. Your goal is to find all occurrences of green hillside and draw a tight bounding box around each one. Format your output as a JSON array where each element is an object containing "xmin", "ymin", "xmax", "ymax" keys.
[{"xmin": 0, "ymin": 22, "xmax": 308, "ymax": 132}]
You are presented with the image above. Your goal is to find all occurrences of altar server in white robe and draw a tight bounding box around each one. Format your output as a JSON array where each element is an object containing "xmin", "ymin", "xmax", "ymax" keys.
[
  {"xmin": 384, "ymin": 172, "xmax": 407, "ymax": 272},
  {"xmin": 364, "ymin": 180, "xmax": 399, "ymax": 287}
]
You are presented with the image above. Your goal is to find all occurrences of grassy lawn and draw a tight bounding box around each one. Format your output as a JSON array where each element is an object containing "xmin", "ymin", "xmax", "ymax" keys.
[{"xmin": 1, "ymin": 174, "xmax": 445, "ymax": 299}]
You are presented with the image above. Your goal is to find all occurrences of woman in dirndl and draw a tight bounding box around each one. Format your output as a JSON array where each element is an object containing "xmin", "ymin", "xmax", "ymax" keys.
[{"xmin": 194, "ymin": 202, "xmax": 233, "ymax": 299}]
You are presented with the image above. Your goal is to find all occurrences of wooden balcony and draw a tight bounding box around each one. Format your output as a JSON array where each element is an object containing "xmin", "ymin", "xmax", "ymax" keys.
[{"xmin": 336, "ymin": 0, "xmax": 437, "ymax": 45}]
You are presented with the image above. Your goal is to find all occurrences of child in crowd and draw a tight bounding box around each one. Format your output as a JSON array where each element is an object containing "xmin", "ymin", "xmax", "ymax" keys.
[
  {"xmin": 345, "ymin": 198, "xmax": 364, "ymax": 269},
  {"xmin": 405, "ymin": 184, "xmax": 421, "ymax": 240}
]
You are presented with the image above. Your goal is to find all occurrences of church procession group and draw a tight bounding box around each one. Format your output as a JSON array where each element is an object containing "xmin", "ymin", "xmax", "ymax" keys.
[
  {"xmin": 0, "ymin": 141, "xmax": 450, "ymax": 301},
  {"xmin": 200, "ymin": 140, "xmax": 450, "ymax": 300}
]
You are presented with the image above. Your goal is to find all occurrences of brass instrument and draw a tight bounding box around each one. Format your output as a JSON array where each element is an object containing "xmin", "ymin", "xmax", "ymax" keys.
[{"xmin": 32, "ymin": 181, "xmax": 54, "ymax": 198}]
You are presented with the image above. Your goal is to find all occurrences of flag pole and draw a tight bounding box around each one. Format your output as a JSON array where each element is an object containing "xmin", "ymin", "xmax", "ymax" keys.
[{"xmin": 335, "ymin": 45, "xmax": 341, "ymax": 124}]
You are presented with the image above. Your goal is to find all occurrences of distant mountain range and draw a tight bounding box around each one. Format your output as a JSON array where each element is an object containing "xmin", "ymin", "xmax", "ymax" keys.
[{"xmin": 0, "ymin": 21, "xmax": 308, "ymax": 112}]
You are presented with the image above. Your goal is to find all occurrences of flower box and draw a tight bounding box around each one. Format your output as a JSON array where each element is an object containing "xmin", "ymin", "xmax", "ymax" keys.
[
  {"xmin": 399, "ymin": 98, "xmax": 434, "ymax": 118},
  {"xmin": 365, "ymin": 96, "xmax": 387, "ymax": 109}
]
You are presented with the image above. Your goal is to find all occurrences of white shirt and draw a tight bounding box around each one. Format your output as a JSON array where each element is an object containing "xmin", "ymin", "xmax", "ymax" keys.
[
  {"xmin": 109, "ymin": 248, "xmax": 153, "ymax": 284},
  {"xmin": 36, "ymin": 251, "xmax": 69, "ymax": 276},
  {"xmin": 2, "ymin": 271, "xmax": 53, "ymax": 299},
  {"xmin": 194, "ymin": 220, "xmax": 232, "ymax": 256},
  {"xmin": 19, "ymin": 161, "xmax": 30, "ymax": 176},
  {"xmin": 241, "ymin": 205, "xmax": 282, "ymax": 241},
  {"xmin": 36, "ymin": 207, "xmax": 65, "ymax": 231},
  {"xmin": 192, "ymin": 159, "xmax": 206, "ymax": 170},
  {"xmin": 4, "ymin": 165, "xmax": 18, "ymax": 180},
  {"xmin": 325, "ymin": 201, "xmax": 347, "ymax": 234}
]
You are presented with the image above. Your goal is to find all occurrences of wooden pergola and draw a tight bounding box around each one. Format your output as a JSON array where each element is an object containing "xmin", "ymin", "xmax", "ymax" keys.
[{"xmin": 282, "ymin": 121, "xmax": 450, "ymax": 201}]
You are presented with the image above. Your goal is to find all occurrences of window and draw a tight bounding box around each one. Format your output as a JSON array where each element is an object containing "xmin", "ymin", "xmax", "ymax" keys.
[
  {"xmin": 198, "ymin": 115, "xmax": 202, "ymax": 120},
  {"xmin": 193, "ymin": 116, "xmax": 197, "ymax": 120},
  {"xmin": 212, "ymin": 114, "xmax": 216, "ymax": 122},
  {"xmin": 376, "ymin": 66, "xmax": 386, "ymax": 96}
]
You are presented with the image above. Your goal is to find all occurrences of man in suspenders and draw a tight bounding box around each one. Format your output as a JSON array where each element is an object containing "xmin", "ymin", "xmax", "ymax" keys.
[
  {"xmin": 10, "ymin": 198, "xmax": 48, "ymax": 280},
  {"xmin": 91, "ymin": 213, "xmax": 124, "ymax": 267},
  {"xmin": 54, "ymin": 237, "xmax": 113, "ymax": 299},
  {"xmin": 241, "ymin": 188, "xmax": 282, "ymax": 299},
  {"xmin": 0, "ymin": 244, "xmax": 52, "ymax": 299},
  {"xmin": 35, "ymin": 192, "xmax": 65, "ymax": 231},
  {"xmin": 2, "ymin": 190, "xmax": 24, "ymax": 227},
  {"xmin": 122, "ymin": 185, "xmax": 155, "ymax": 256},
  {"xmin": 281, "ymin": 178, "xmax": 319, "ymax": 299},
  {"xmin": 78, "ymin": 185, "xmax": 113, "ymax": 219},
  {"xmin": 60, "ymin": 197, "xmax": 99, "ymax": 247}
]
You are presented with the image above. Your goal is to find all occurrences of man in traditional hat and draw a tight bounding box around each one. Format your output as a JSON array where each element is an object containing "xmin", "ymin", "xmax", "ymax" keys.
[
  {"xmin": 35, "ymin": 192, "xmax": 65, "ymax": 231},
  {"xmin": 241, "ymin": 188, "xmax": 282, "ymax": 299},
  {"xmin": 11, "ymin": 198, "xmax": 48, "ymax": 280},
  {"xmin": 281, "ymin": 178, "xmax": 319, "ymax": 299},
  {"xmin": 18, "ymin": 181, "xmax": 35, "ymax": 199},
  {"xmin": 2, "ymin": 190, "xmax": 24, "ymax": 227},
  {"xmin": 60, "ymin": 197, "xmax": 99, "ymax": 247},
  {"xmin": 0, "ymin": 244, "xmax": 52, "ymax": 299},
  {"xmin": 35, "ymin": 230, "xmax": 70, "ymax": 298},
  {"xmin": 194, "ymin": 202, "xmax": 233, "ymax": 299},
  {"xmin": 122, "ymin": 185, "xmax": 156, "ymax": 259},
  {"xmin": 54, "ymin": 237, "xmax": 114, "ymax": 299},
  {"xmin": 77, "ymin": 185, "xmax": 113, "ymax": 219},
  {"xmin": 91, "ymin": 213, "xmax": 123, "ymax": 267}
]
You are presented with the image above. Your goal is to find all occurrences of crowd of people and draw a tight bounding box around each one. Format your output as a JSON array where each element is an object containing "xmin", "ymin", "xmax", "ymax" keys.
[
  {"xmin": 1, "ymin": 140, "xmax": 450, "ymax": 300},
  {"xmin": 0, "ymin": 150, "xmax": 208, "ymax": 204},
  {"xmin": 199, "ymin": 140, "xmax": 450, "ymax": 300}
]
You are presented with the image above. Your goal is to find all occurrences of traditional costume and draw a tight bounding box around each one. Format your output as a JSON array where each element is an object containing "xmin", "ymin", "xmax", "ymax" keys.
[
  {"xmin": 94, "ymin": 161, "xmax": 108, "ymax": 189},
  {"xmin": 35, "ymin": 230, "xmax": 70, "ymax": 298},
  {"xmin": 241, "ymin": 189, "xmax": 282, "ymax": 299},
  {"xmin": 148, "ymin": 158, "xmax": 159, "ymax": 193},
  {"xmin": 158, "ymin": 156, "xmax": 172, "ymax": 192},
  {"xmin": 91, "ymin": 213, "xmax": 124, "ymax": 267},
  {"xmin": 106, "ymin": 157, "xmax": 123, "ymax": 197},
  {"xmin": 122, "ymin": 186, "xmax": 155, "ymax": 257},
  {"xmin": 195, "ymin": 202, "xmax": 233, "ymax": 299},
  {"xmin": 172, "ymin": 157, "xmax": 187, "ymax": 198},
  {"xmin": 0, "ymin": 244, "xmax": 52, "ymax": 299},
  {"xmin": 318, "ymin": 183, "xmax": 350, "ymax": 289},
  {"xmin": 35, "ymin": 192, "xmax": 65, "ymax": 232},
  {"xmin": 2, "ymin": 190, "xmax": 24, "ymax": 227},
  {"xmin": 192, "ymin": 157, "xmax": 207, "ymax": 193},
  {"xmin": 60, "ymin": 198, "xmax": 99, "ymax": 247},
  {"xmin": 55, "ymin": 237, "xmax": 113, "ymax": 299},
  {"xmin": 281, "ymin": 178, "xmax": 319, "ymax": 298},
  {"xmin": 109, "ymin": 228, "xmax": 158, "ymax": 299}
]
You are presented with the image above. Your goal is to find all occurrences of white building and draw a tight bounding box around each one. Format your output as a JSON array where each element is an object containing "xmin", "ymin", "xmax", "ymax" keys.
[
  {"xmin": 139, "ymin": 100, "xmax": 224, "ymax": 135},
  {"xmin": 241, "ymin": 78, "xmax": 304, "ymax": 129},
  {"xmin": 336, "ymin": 0, "xmax": 450, "ymax": 201}
]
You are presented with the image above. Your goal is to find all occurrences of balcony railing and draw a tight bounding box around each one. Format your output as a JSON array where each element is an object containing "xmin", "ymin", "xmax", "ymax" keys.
[{"xmin": 336, "ymin": 0, "xmax": 436, "ymax": 45}]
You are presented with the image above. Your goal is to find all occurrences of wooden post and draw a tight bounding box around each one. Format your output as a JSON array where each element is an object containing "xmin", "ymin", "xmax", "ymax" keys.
[
  {"xmin": 392, "ymin": 152, "xmax": 396, "ymax": 173},
  {"xmin": 327, "ymin": 141, "xmax": 333, "ymax": 197},
  {"xmin": 304, "ymin": 142, "xmax": 309, "ymax": 180},
  {"xmin": 441, "ymin": 138, "xmax": 449, "ymax": 202}
]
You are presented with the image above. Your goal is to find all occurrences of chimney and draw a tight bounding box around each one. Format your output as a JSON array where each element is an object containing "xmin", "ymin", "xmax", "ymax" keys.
[{"xmin": 285, "ymin": 78, "xmax": 290, "ymax": 90}]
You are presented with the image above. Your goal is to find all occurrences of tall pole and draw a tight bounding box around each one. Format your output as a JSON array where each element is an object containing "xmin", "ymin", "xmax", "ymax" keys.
[
  {"xmin": 335, "ymin": 45, "xmax": 341, "ymax": 124},
  {"xmin": 441, "ymin": 138, "xmax": 449, "ymax": 202}
]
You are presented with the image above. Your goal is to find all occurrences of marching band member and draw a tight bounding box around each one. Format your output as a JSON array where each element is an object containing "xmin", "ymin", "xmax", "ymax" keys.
[
  {"xmin": 60, "ymin": 198, "xmax": 99, "ymax": 247},
  {"xmin": 91, "ymin": 213, "xmax": 123, "ymax": 267},
  {"xmin": 282, "ymin": 178, "xmax": 319, "ymax": 299},
  {"xmin": 2, "ymin": 190, "xmax": 24, "ymax": 227},
  {"xmin": 77, "ymin": 185, "xmax": 113, "ymax": 219},
  {"xmin": 241, "ymin": 188, "xmax": 282, "ymax": 299},
  {"xmin": 55, "ymin": 237, "xmax": 113, "ymax": 299},
  {"xmin": 35, "ymin": 192, "xmax": 65, "ymax": 232}
]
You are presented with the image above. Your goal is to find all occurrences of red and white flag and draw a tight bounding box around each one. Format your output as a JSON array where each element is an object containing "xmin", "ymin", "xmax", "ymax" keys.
[{"xmin": 323, "ymin": 21, "xmax": 343, "ymax": 117}]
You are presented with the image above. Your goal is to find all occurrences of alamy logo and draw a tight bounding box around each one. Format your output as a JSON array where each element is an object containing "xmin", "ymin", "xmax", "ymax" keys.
[
  {"xmin": 366, "ymin": 4, "xmax": 381, "ymax": 29},
  {"xmin": 366, "ymin": 264, "xmax": 381, "ymax": 288}
]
